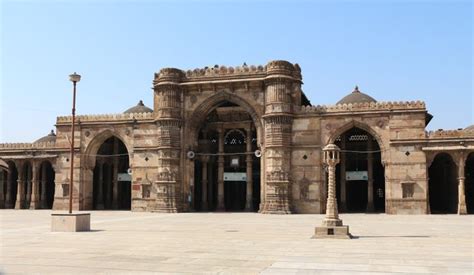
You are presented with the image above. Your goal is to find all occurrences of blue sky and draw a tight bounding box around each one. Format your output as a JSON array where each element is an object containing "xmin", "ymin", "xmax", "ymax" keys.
[{"xmin": 1, "ymin": 0, "xmax": 472, "ymax": 142}]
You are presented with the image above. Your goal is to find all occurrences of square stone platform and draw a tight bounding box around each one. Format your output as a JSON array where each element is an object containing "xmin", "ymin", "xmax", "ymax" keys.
[
  {"xmin": 313, "ymin": 225, "xmax": 352, "ymax": 239},
  {"xmin": 51, "ymin": 213, "xmax": 91, "ymax": 232}
]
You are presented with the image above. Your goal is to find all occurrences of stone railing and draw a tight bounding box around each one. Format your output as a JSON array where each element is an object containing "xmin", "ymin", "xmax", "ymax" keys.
[
  {"xmin": 183, "ymin": 64, "xmax": 267, "ymax": 78},
  {"xmin": 297, "ymin": 101, "xmax": 426, "ymax": 114},
  {"xmin": 426, "ymin": 129, "xmax": 474, "ymax": 139},
  {"xmin": 57, "ymin": 112, "xmax": 154, "ymax": 123},
  {"xmin": 0, "ymin": 141, "xmax": 56, "ymax": 150}
]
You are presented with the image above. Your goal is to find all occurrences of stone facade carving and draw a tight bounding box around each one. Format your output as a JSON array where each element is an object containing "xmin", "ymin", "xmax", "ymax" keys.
[{"xmin": 0, "ymin": 59, "xmax": 473, "ymax": 215}]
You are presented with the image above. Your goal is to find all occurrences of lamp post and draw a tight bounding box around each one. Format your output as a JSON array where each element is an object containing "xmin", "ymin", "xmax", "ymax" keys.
[
  {"xmin": 313, "ymin": 144, "xmax": 352, "ymax": 239},
  {"xmin": 68, "ymin": 72, "xmax": 81, "ymax": 214},
  {"xmin": 51, "ymin": 72, "xmax": 90, "ymax": 232}
]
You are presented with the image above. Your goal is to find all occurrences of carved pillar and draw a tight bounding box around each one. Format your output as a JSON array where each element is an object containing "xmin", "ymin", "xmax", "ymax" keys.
[
  {"xmin": 112, "ymin": 139, "xmax": 119, "ymax": 209},
  {"xmin": 457, "ymin": 153, "xmax": 467, "ymax": 215},
  {"xmin": 245, "ymin": 127, "xmax": 253, "ymax": 211},
  {"xmin": 153, "ymin": 68, "xmax": 184, "ymax": 213},
  {"xmin": 367, "ymin": 138, "xmax": 374, "ymax": 212},
  {"xmin": 5, "ymin": 169, "xmax": 13, "ymax": 208},
  {"xmin": 29, "ymin": 162, "xmax": 40, "ymax": 209},
  {"xmin": 96, "ymin": 160, "xmax": 105, "ymax": 210},
  {"xmin": 260, "ymin": 60, "xmax": 300, "ymax": 214},
  {"xmin": 40, "ymin": 163, "xmax": 48, "ymax": 209},
  {"xmin": 25, "ymin": 164, "xmax": 32, "ymax": 209},
  {"xmin": 201, "ymin": 156, "xmax": 208, "ymax": 211},
  {"xmin": 15, "ymin": 162, "xmax": 24, "ymax": 209},
  {"xmin": 217, "ymin": 127, "xmax": 225, "ymax": 211},
  {"xmin": 340, "ymin": 136, "xmax": 347, "ymax": 212}
]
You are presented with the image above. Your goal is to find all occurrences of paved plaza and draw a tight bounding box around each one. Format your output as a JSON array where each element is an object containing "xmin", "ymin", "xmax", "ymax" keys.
[{"xmin": 0, "ymin": 210, "xmax": 473, "ymax": 274}]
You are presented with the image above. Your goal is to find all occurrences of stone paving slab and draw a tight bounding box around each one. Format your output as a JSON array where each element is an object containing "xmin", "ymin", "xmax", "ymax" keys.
[{"xmin": 0, "ymin": 210, "xmax": 473, "ymax": 274}]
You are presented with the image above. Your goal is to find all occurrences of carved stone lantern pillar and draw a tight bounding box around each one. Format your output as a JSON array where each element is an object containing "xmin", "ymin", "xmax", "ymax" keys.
[{"xmin": 313, "ymin": 144, "xmax": 352, "ymax": 239}]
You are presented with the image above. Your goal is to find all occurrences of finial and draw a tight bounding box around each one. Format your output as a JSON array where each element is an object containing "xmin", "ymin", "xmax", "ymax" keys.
[
  {"xmin": 353, "ymin": 85, "xmax": 359, "ymax": 93},
  {"xmin": 138, "ymin": 100, "xmax": 144, "ymax": 106}
]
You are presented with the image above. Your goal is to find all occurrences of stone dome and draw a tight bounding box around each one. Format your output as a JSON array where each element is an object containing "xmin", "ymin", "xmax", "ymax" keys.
[
  {"xmin": 124, "ymin": 100, "xmax": 153, "ymax": 114},
  {"xmin": 465, "ymin": 125, "xmax": 474, "ymax": 131},
  {"xmin": 337, "ymin": 86, "xmax": 377, "ymax": 105},
  {"xmin": 34, "ymin": 130, "xmax": 56, "ymax": 143}
]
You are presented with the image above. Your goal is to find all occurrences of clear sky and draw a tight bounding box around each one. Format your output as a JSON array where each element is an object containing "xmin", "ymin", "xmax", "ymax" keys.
[{"xmin": 0, "ymin": 0, "xmax": 472, "ymax": 142}]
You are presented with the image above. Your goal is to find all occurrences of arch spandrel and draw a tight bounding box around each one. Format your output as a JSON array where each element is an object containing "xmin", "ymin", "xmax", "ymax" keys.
[
  {"xmin": 82, "ymin": 129, "xmax": 132, "ymax": 170},
  {"xmin": 325, "ymin": 120, "xmax": 388, "ymax": 164},
  {"xmin": 185, "ymin": 91, "xmax": 264, "ymax": 147}
]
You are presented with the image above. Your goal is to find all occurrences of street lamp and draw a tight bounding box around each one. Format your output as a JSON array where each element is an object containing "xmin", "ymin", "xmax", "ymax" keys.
[{"xmin": 68, "ymin": 72, "xmax": 81, "ymax": 214}]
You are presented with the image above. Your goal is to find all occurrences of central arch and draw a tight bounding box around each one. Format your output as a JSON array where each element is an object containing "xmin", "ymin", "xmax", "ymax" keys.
[{"xmin": 186, "ymin": 92, "xmax": 263, "ymax": 212}]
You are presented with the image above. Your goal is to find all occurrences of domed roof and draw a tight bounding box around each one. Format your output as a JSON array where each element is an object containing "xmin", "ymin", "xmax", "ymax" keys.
[
  {"xmin": 34, "ymin": 130, "xmax": 56, "ymax": 143},
  {"xmin": 465, "ymin": 125, "xmax": 474, "ymax": 131},
  {"xmin": 337, "ymin": 86, "xmax": 377, "ymax": 105},
  {"xmin": 124, "ymin": 100, "xmax": 153, "ymax": 114}
]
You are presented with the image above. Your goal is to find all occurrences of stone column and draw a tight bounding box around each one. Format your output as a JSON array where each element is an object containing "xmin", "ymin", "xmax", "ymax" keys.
[
  {"xmin": 25, "ymin": 165, "xmax": 32, "ymax": 209},
  {"xmin": 96, "ymin": 160, "xmax": 105, "ymax": 210},
  {"xmin": 217, "ymin": 127, "xmax": 225, "ymax": 211},
  {"xmin": 325, "ymin": 161, "xmax": 340, "ymax": 224},
  {"xmin": 29, "ymin": 162, "xmax": 40, "ymax": 209},
  {"xmin": 40, "ymin": 163, "xmax": 48, "ymax": 209},
  {"xmin": 457, "ymin": 155, "xmax": 467, "ymax": 215},
  {"xmin": 15, "ymin": 163, "xmax": 24, "ymax": 209},
  {"xmin": 245, "ymin": 127, "xmax": 253, "ymax": 211},
  {"xmin": 0, "ymin": 170, "xmax": 5, "ymax": 208},
  {"xmin": 201, "ymin": 156, "xmax": 208, "ymax": 211},
  {"xmin": 366, "ymin": 138, "xmax": 374, "ymax": 212},
  {"xmin": 112, "ymin": 139, "xmax": 119, "ymax": 209},
  {"xmin": 5, "ymin": 169, "xmax": 13, "ymax": 208},
  {"xmin": 340, "ymin": 136, "xmax": 347, "ymax": 212}
]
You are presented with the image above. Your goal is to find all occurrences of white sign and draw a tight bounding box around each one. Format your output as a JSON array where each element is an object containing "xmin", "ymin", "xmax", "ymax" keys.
[
  {"xmin": 346, "ymin": 171, "xmax": 368, "ymax": 181},
  {"xmin": 118, "ymin": 173, "xmax": 132, "ymax": 182},
  {"xmin": 224, "ymin": 172, "xmax": 247, "ymax": 181}
]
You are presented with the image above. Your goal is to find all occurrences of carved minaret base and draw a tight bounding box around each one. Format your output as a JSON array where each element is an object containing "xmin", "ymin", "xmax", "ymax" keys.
[{"xmin": 313, "ymin": 144, "xmax": 352, "ymax": 239}]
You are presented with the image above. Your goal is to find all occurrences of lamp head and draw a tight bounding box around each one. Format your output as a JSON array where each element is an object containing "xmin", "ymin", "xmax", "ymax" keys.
[{"xmin": 69, "ymin": 72, "xmax": 81, "ymax": 83}]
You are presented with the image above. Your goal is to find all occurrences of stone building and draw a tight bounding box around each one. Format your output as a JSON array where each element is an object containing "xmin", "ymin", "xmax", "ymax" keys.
[{"xmin": 0, "ymin": 60, "xmax": 473, "ymax": 214}]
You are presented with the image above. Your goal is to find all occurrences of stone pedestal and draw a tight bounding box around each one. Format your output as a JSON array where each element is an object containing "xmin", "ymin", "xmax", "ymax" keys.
[
  {"xmin": 313, "ymin": 225, "xmax": 351, "ymax": 239},
  {"xmin": 51, "ymin": 213, "xmax": 91, "ymax": 232}
]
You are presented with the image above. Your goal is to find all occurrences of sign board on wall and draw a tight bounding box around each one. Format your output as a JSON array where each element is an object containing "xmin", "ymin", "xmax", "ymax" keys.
[
  {"xmin": 224, "ymin": 172, "xmax": 247, "ymax": 181},
  {"xmin": 118, "ymin": 173, "xmax": 132, "ymax": 182},
  {"xmin": 346, "ymin": 171, "xmax": 368, "ymax": 181}
]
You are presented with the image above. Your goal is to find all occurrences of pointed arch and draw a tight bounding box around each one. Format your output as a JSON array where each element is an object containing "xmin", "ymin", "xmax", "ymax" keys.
[
  {"xmin": 187, "ymin": 91, "xmax": 263, "ymax": 147},
  {"xmin": 327, "ymin": 120, "xmax": 386, "ymax": 164},
  {"xmin": 83, "ymin": 129, "xmax": 131, "ymax": 169}
]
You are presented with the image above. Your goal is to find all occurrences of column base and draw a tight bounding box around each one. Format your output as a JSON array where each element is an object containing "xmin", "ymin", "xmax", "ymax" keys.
[
  {"xmin": 259, "ymin": 200, "xmax": 291, "ymax": 214},
  {"xmin": 313, "ymin": 225, "xmax": 352, "ymax": 239},
  {"xmin": 366, "ymin": 203, "xmax": 375, "ymax": 213},
  {"xmin": 458, "ymin": 203, "xmax": 467, "ymax": 215},
  {"xmin": 29, "ymin": 200, "xmax": 40, "ymax": 209},
  {"xmin": 14, "ymin": 200, "xmax": 23, "ymax": 209}
]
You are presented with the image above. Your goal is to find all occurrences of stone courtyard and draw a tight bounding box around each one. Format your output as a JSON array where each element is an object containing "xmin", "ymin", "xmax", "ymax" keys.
[{"xmin": 1, "ymin": 211, "xmax": 472, "ymax": 274}]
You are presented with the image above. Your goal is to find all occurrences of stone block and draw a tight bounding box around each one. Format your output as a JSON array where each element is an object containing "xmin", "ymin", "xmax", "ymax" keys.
[
  {"xmin": 51, "ymin": 213, "xmax": 90, "ymax": 232},
  {"xmin": 313, "ymin": 225, "xmax": 352, "ymax": 239}
]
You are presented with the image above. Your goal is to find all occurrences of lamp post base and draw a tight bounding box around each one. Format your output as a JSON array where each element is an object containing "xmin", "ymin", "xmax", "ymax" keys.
[
  {"xmin": 51, "ymin": 213, "xmax": 90, "ymax": 232},
  {"xmin": 313, "ymin": 225, "xmax": 352, "ymax": 239}
]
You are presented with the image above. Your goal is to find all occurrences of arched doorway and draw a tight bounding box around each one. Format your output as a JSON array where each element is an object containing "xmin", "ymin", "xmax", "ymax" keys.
[
  {"xmin": 465, "ymin": 153, "xmax": 474, "ymax": 214},
  {"xmin": 334, "ymin": 127, "xmax": 385, "ymax": 213},
  {"xmin": 92, "ymin": 136, "xmax": 131, "ymax": 210},
  {"xmin": 429, "ymin": 153, "xmax": 458, "ymax": 214},
  {"xmin": 2, "ymin": 161, "xmax": 18, "ymax": 209},
  {"xmin": 193, "ymin": 101, "xmax": 260, "ymax": 212},
  {"xmin": 38, "ymin": 161, "xmax": 55, "ymax": 209}
]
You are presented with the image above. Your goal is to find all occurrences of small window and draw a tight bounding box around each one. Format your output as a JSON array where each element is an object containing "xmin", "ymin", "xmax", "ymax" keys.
[{"xmin": 402, "ymin": 182, "xmax": 415, "ymax": 199}]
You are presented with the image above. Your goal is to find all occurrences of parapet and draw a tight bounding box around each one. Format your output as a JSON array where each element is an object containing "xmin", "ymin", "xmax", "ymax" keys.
[
  {"xmin": 298, "ymin": 101, "xmax": 426, "ymax": 114},
  {"xmin": 56, "ymin": 112, "xmax": 154, "ymax": 124}
]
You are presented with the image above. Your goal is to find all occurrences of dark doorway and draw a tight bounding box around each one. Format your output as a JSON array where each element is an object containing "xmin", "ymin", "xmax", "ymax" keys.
[
  {"xmin": 335, "ymin": 127, "xmax": 385, "ymax": 213},
  {"xmin": 39, "ymin": 161, "xmax": 55, "ymax": 209},
  {"xmin": 92, "ymin": 136, "xmax": 131, "ymax": 210},
  {"xmin": 194, "ymin": 102, "xmax": 260, "ymax": 212},
  {"xmin": 465, "ymin": 153, "xmax": 474, "ymax": 214},
  {"xmin": 429, "ymin": 153, "xmax": 458, "ymax": 214}
]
